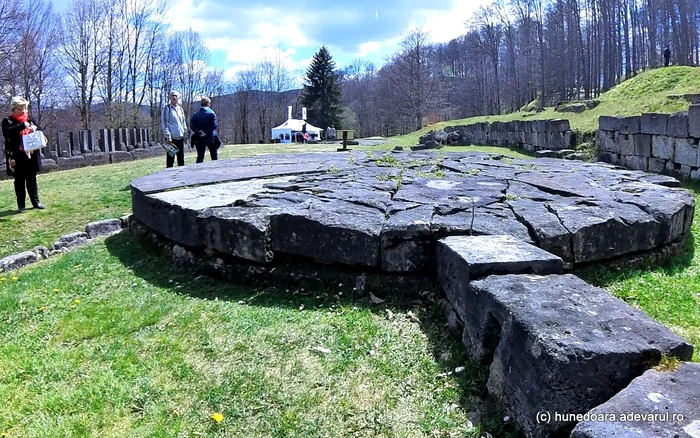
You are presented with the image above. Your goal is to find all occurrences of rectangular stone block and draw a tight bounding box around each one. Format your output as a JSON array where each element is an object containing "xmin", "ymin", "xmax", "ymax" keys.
[
  {"xmin": 619, "ymin": 134, "xmax": 635, "ymax": 155},
  {"xmin": 680, "ymin": 165, "xmax": 692, "ymax": 178},
  {"xmin": 537, "ymin": 132, "xmax": 548, "ymax": 149},
  {"xmin": 667, "ymin": 111, "xmax": 689, "ymax": 138},
  {"xmin": 651, "ymin": 136, "xmax": 675, "ymax": 160},
  {"xmin": 634, "ymin": 134, "xmax": 652, "ymax": 157},
  {"xmin": 549, "ymin": 132, "xmax": 563, "ymax": 150},
  {"xmin": 674, "ymin": 138, "xmax": 698, "ymax": 166},
  {"xmin": 689, "ymin": 104, "xmax": 700, "ymax": 138},
  {"xmin": 625, "ymin": 155, "xmax": 648, "ymax": 171},
  {"xmin": 468, "ymin": 274, "xmax": 693, "ymax": 438},
  {"xmin": 619, "ymin": 116, "xmax": 641, "ymax": 134},
  {"xmin": 436, "ymin": 236, "xmax": 563, "ymax": 322},
  {"xmin": 110, "ymin": 151, "xmax": 134, "ymax": 163},
  {"xmin": 547, "ymin": 119, "xmax": 570, "ymax": 132},
  {"xmin": 599, "ymin": 116, "xmax": 621, "ymax": 131},
  {"xmin": 649, "ymin": 158, "xmax": 666, "ymax": 174},
  {"xmin": 641, "ymin": 113, "xmax": 669, "ymax": 135}
]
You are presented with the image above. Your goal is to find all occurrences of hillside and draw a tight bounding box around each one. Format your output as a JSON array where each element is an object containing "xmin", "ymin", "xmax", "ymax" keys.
[{"xmin": 393, "ymin": 66, "xmax": 700, "ymax": 147}]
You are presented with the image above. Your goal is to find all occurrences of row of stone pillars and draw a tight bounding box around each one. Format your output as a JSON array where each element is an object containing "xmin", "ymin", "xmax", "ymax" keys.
[{"xmin": 48, "ymin": 128, "xmax": 152, "ymax": 158}]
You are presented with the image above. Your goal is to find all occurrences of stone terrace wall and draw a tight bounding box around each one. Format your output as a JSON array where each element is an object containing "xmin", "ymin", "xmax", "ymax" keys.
[
  {"xmin": 596, "ymin": 105, "xmax": 700, "ymax": 180},
  {"xmin": 1, "ymin": 128, "xmax": 166, "ymax": 180},
  {"xmin": 449, "ymin": 119, "xmax": 576, "ymax": 152}
]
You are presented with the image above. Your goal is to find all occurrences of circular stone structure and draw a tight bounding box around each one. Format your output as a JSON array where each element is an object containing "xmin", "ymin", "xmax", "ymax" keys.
[{"xmin": 130, "ymin": 151, "xmax": 695, "ymax": 274}]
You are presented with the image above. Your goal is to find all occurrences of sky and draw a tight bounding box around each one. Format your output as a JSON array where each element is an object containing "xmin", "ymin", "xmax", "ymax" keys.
[{"xmin": 52, "ymin": 0, "xmax": 491, "ymax": 80}]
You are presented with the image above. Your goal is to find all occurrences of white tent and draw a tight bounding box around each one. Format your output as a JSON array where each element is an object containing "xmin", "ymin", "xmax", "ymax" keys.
[{"xmin": 271, "ymin": 118, "xmax": 322, "ymax": 143}]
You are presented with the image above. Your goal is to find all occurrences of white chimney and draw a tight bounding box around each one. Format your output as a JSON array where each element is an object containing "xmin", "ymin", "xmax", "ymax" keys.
[
  {"xmin": 302, "ymin": 107, "xmax": 307, "ymax": 120},
  {"xmin": 287, "ymin": 105, "xmax": 292, "ymax": 120}
]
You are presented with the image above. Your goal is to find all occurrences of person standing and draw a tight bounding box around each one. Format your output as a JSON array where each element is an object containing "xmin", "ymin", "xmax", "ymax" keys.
[
  {"xmin": 663, "ymin": 45, "xmax": 671, "ymax": 67},
  {"xmin": 161, "ymin": 90, "xmax": 188, "ymax": 168},
  {"xmin": 190, "ymin": 96, "xmax": 219, "ymax": 163},
  {"xmin": 2, "ymin": 97, "xmax": 45, "ymax": 212}
]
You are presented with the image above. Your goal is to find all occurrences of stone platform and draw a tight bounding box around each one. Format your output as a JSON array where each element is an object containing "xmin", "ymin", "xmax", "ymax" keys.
[
  {"xmin": 131, "ymin": 151, "xmax": 694, "ymax": 271},
  {"xmin": 130, "ymin": 151, "xmax": 696, "ymax": 438}
]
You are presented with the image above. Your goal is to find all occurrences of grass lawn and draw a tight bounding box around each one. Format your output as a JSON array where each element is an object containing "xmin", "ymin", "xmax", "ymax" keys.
[
  {"xmin": 391, "ymin": 66, "xmax": 700, "ymax": 146},
  {"xmin": 0, "ymin": 232, "xmax": 518, "ymax": 437},
  {"xmin": 1, "ymin": 141, "xmax": 698, "ymax": 436}
]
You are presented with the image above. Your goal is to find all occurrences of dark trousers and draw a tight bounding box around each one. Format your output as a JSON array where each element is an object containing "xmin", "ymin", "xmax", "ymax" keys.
[
  {"xmin": 195, "ymin": 140, "xmax": 218, "ymax": 163},
  {"xmin": 166, "ymin": 138, "xmax": 185, "ymax": 168},
  {"xmin": 13, "ymin": 167, "xmax": 39, "ymax": 209}
]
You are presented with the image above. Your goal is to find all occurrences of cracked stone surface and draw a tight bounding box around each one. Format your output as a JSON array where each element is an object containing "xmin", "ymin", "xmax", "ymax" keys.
[{"xmin": 131, "ymin": 151, "xmax": 695, "ymax": 270}]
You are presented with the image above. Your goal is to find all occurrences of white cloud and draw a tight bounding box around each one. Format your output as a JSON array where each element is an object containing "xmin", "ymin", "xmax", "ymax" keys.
[
  {"xmin": 355, "ymin": 41, "xmax": 382, "ymax": 57},
  {"xmin": 406, "ymin": 0, "xmax": 491, "ymax": 44}
]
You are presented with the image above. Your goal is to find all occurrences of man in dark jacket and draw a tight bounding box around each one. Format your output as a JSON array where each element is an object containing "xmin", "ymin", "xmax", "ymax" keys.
[{"xmin": 190, "ymin": 96, "xmax": 219, "ymax": 163}]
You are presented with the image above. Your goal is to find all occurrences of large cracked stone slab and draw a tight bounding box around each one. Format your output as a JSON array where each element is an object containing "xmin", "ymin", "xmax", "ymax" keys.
[
  {"xmin": 130, "ymin": 152, "xmax": 695, "ymax": 271},
  {"xmin": 571, "ymin": 362, "xmax": 700, "ymax": 438},
  {"xmin": 467, "ymin": 274, "xmax": 693, "ymax": 438}
]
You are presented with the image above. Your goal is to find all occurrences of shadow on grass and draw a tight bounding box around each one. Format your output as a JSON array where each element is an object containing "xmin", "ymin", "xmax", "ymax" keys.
[
  {"xmin": 0, "ymin": 209, "xmax": 21, "ymax": 219},
  {"xmin": 103, "ymin": 231, "xmax": 524, "ymax": 438}
]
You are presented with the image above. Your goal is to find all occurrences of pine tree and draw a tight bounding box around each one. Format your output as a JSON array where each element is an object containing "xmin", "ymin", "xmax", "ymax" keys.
[{"xmin": 301, "ymin": 46, "xmax": 342, "ymax": 130}]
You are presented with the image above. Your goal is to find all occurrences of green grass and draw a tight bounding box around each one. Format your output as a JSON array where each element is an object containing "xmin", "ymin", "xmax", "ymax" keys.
[
  {"xmin": 0, "ymin": 233, "xmax": 518, "ymax": 437},
  {"xmin": 389, "ymin": 66, "xmax": 700, "ymax": 146}
]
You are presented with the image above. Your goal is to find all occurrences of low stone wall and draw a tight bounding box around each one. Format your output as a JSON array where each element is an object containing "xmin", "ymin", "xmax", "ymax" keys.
[
  {"xmin": 446, "ymin": 119, "xmax": 576, "ymax": 152},
  {"xmin": 596, "ymin": 105, "xmax": 700, "ymax": 180},
  {"xmin": 1, "ymin": 127, "xmax": 166, "ymax": 180}
]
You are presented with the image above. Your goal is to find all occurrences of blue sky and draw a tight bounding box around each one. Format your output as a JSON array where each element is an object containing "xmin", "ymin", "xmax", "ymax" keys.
[{"xmin": 52, "ymin": 0, "xmax": 490, "ymax": 80}]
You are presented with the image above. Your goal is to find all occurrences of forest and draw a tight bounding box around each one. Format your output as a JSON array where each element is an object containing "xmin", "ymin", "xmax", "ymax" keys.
[{"xmin": 0, "ymin": 0, "xmax": 698, "ymax": 144}]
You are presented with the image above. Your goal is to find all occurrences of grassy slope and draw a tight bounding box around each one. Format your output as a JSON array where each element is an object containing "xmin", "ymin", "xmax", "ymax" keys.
[{"xmin": 389, "ymin": 66, "xmax": 700, "ymax": 147}]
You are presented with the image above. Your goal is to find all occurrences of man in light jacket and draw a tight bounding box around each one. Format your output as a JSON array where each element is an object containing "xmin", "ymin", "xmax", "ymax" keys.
[{"xmin": 161, "ymin": 90, "xmax": 188, "ymax": 168}]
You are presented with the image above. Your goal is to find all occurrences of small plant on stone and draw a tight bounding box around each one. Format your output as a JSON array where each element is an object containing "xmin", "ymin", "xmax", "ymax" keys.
[
  {"xmin": 347, "ymin": 152, "xmax": 356, "ymax": 165},
  {"xmin": 327, "ymin": 164, "xmax": 341, "ymax": 174},
  {"xmin": 505, "ymin": 193, "xmax": 518, "ymax": 201},
  {"xmin": 377, "ymin": 153, "xmax": 401, "ymax": 167}
]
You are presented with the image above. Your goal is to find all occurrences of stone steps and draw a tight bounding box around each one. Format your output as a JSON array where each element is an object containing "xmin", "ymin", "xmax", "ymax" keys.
[{"xmin": 435, "ymin": 235, "xmax": 694, "ymax": 438}]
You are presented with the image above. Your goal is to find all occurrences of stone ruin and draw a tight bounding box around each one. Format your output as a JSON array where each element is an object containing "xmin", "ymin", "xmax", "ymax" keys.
[{"xmin": 129, "ymin": 151, "xmax": 698, "ymax": 437}]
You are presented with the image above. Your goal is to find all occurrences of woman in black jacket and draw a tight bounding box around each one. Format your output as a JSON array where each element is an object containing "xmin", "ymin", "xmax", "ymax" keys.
[{"xmin": 2, "ymin": 96, "xmax": 45, "ymax": 212}]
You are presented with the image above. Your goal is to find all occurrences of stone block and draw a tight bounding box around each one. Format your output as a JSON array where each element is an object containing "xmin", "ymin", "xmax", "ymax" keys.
[
  {"xmin": 599, "ymin": 116, "xmax": 621, "ymax": 131},
  {"xmin": 86, "ymin": 219, "xmax": 123, "ymax": 239},
  {"xmin": 549, "ymin": 132, "xmax": 563, "ymax": 150},
  {"xmin": 691, "ymin": 168, "xmax": 700, "ymax": 180},
  {"xmin": 641, "ymin": 113, "xmax": 669, "ymax": 135},
  {"xmin": 680, "ymin": 165, "xmax": 692, "ymax": 178},
  {"xmin": 625, "ymin": 155, "xmax": 648, "ymax": 171},
  {"xmin": 468, "ymin": 274, "xmax": 693, "ymax": 438},
  {"xmin": 619, "ymin": 134, "xmax": 635, "ymax": 155},
  {"xmin": 0, "ymin": 251, "xmax": 40, "ymax": 272},
  {"xmin": 563, "ymin": 130, "xmax": 576, "ymax": 148},
  {"xmin": 633, "ymin": 134, "xmax": 652, "ymax": 157},
  {"xmin": 547, "ymin": 119, "xmax": 570, "ymax": 132},
  {"xmin": 56, "ymin": 155, "xmax": 87, "ymax": 170},
  {"xmin": 648, "ymin": 158, "xmax": 666, "ymax": 174},
  {"xmin": 52, "ymin": 232, "xmax": 89, "ymax": 251},
  {"xmin": 110, "ymin": 151, "xmax": 134, "ymax": 163},
  {"xmin": 667, "ymin": 111, "xmax": 689, "ymax": 138},
  {"xmin": 40, "ymin": 159, "xmax": 58, "ymax": 172},
  {"xmin": 199, "ymin": 207, "xmax": 275, "ymax": 263},
  {"xmin": 689, "ymin": 104, "xmax": 700, "ymax": 138},
  {"xmin": 436, "ymin": 235, "xmax": 563, "ymax": 322},
  {"xmin": 651, "ymin": 136, "xmax": 675, "ymax": 160},
  {"xmin": 673, "ymin": 138, "xmax": 698, "ymax": 167},
  {"xmin": 571, "ymin": 362, "xmax": 700, "ymax": 438},
  {"xmin": 619, "ymin": 116, "xmax": 641, "ymax": 134}
]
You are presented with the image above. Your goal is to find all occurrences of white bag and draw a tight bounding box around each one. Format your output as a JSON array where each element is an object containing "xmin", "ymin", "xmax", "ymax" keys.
[{"xmin": 22, "ymin": 130, "xmax": 48, "ymax": 152}]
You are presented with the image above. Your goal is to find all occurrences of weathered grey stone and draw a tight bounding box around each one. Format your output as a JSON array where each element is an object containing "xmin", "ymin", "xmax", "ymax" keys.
[
  {"xmin": 571, "ymin": 362, "xmax": 700, "ymax": 438},
  {"xmin": 625, "ymin": 155, "xmax": 648, "ymax": 171},
  {"xmin": 508, "ymin": 197, "xmax": 573, "ymax": 262},
  {"xmin": 667, "ymin": 111, "xmax": 689, "ymax": 138},
  {"xmin": 619, "ymin": 116, "xmax": 641, "ymax": 135},
  {"xmin": 120, "ymin": 215, "xmax": 131, "ymax": 228},
  {"xmin": 634, "ymin": 134, "xmax": 652, "ymax": 157},
  {"xmin": 41, "ymin": 159, "xmax": 58, "ymax": 172},
  {"xmin": 674, "ymin": 138, "xmax": 698, "ymax": 167},
  {"xmin": 564, "ymin": 153, "xmax": 586, "ymax": 161},
  {"xmin": 52, "ymin": 232, "xmax": 89, "ymax": 251},
  {"xmin": 468, "ymin": 274, "xmax": 693, "ymax": 438},
  {"xmin": 599, "ymin": 116, "xmax": 621, "ymax": 131},
  {"xmin": 648, "ymin": 158, "xmax": 667, "ymax": 174},
  {"xmin": 110, "ymin": 151, "xmax": 134, "ymax": 163},
  {"xmin": 680, "ymin": 165, "xmax": 692, "ymax": 178},
  {"xmin": 0, "ymin": 251, "xmax": 40, "ymax": 272},
  {"xmin": 651, "ymin": 136, "xmax": 675, "ymax": 160},
  {"xmin": 86, "ymin": 219, "xmax": 123, "ymax": 239},
  {"xmin": 380, "ymin": 205, "xmax": 434, "ymax": 272},
  {"xmin": 199, "ymin": 207, "xmax": 274, "ymax": 263},
  {"xmin": 689, "ymin": 104, "xmax": 700, "ymax": 138},
  {"xmin": 692, "ymin": 169, "xmax": 700, "ymax": 180},
  {"xmin": 270, "ymin": 199, "xmax": 385, "ymax": 266},
  {"xmin": 56, "ymin": 156, "xmax": 86, "ymax": 170},
  {"xmin": 619, "ymin": 134, "xmax": 635, "ymax": 155},
  {"xmin": 641, "ymin": 113, "xmax": 669, "ymax": 135}
]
